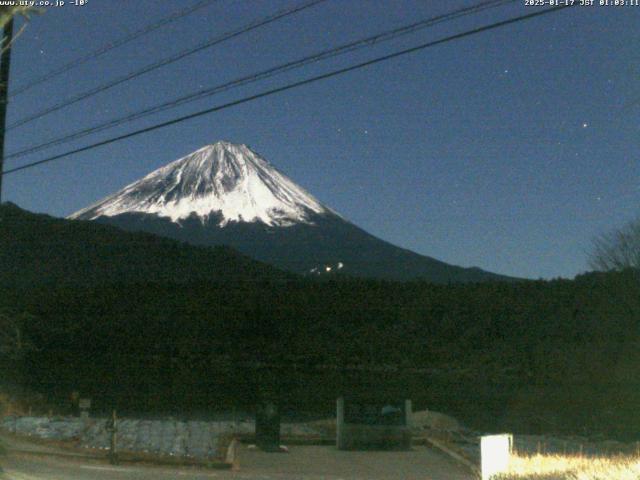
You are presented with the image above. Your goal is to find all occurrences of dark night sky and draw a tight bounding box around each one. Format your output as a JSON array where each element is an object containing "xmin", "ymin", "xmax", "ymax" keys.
[{"xmin": 3, "ymin": 0, "xmax": 638, "ymax": 279}]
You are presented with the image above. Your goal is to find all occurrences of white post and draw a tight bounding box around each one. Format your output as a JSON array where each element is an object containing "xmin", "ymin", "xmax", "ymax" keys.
[{"xmin": 481, "ymin": 434, "xmax": 513, "ymax": 480}]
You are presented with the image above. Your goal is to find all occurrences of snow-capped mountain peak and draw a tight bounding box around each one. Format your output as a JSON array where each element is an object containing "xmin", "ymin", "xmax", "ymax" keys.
[{"xmin": 69, "ymin": 141, "xmax": 330, "ymax": 227}]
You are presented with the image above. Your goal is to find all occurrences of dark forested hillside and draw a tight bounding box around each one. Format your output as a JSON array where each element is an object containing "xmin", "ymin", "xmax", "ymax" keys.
[
  {"xmin": 0, "ymin": 202, "xmax": 290, "ymax": 286},
  {"xmin": 92, "ymin": 210, "xmax": 513, "ymax": 283},
  {"xmin": 2, "ymin": 203, "xmax": 640, "ymax": 439}
]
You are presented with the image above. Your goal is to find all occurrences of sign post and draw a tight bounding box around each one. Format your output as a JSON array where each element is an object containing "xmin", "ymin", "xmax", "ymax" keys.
[
  {"xmin": 337, "ymin": 396, "xmax": 412, "ymax": 450},
  {"xmin": 106, "ymin": 410, "xmax": 118, "ymax": 465}
]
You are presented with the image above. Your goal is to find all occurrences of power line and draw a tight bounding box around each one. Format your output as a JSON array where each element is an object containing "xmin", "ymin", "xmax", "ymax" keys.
[
  {"xmin": 10, "ymin": 0, "xmax": 220, "ymax": 97},
  {"xmin": 1, "ymin": 5, "xmax": 574, "ymax": 178},
  {"xmin": 6, "ymin": 0, "xmax": 328, "ymax": 130},
  {"xmin": 5, "ymin": 0, "xmax": 515, "ymax": 162}
]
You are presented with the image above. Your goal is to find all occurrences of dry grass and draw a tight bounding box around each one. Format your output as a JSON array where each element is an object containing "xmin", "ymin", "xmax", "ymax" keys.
[{"xmin": 495, "ymin": 452, "xmax": 640, "ymax": 480}]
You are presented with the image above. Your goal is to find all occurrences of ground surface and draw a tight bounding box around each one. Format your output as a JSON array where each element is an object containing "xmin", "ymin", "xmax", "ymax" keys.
[
  {"xmin": 0, "ymin": 438, "xmax": 474, "ymax": 480},
  {"xmin": 236, "ymin": 444, "xmax": 473, "ymax": 479}
]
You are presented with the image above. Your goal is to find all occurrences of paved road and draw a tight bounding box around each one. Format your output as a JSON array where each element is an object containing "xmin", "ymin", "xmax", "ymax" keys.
[
  {"xmin": 238, "ymin": 444, "xmax": 474, "ymax": 480},
  {"xmin": 2, "ymin": 443, "xmax": 474, "ymax": 480},
  {"xmin": 2, "ymin": 454, "xmax": 223, "ymax": 480}
]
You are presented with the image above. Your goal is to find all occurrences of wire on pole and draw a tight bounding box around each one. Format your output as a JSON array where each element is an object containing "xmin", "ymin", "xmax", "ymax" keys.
[
  {"xmin": 10, "ymin": 0, "xmax": 220, "ymax": 97},
  {"xmin": 4, "ymin": 0, "xmax": 515, "ymax": 162},
  {"xmin": 1, "ymin": 5, "xmax": 574, "ymax": 178},
  {"xmin": 6, "ymin": 0, "xmax": 329, "ymax": 131}
]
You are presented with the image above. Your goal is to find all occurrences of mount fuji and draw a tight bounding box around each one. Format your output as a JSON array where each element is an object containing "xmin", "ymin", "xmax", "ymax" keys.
[{"xmin": 70, "ymin": 141, "xmax": 508, "ymax": 282}]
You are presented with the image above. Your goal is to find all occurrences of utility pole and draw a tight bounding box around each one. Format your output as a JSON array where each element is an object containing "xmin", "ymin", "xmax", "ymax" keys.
[
  {"xmin": 0, "ymin": 17, "xmax": 14, "ymax": 202},
  {"xmin": 107, "ymin": 409, "xmax": 118, "ymax": 465}
]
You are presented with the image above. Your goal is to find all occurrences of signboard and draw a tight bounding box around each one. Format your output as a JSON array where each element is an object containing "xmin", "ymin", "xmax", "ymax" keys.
[
  {"xmin": 337, "ymin": 397, "xmax": 412, "ymax": 450},
  {"xmin": 344, "ymin": 401, "xmax": 406, "ymax": 426},
  {"xmin": 79, "ymin": 398, "xmax": 91, "ymax": 410}
]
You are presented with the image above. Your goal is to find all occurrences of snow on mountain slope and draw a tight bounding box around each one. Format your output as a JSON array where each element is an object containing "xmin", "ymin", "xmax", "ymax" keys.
[{"xmin": 69, "ymin": 141, "xmax": 330, "ymax": 227}]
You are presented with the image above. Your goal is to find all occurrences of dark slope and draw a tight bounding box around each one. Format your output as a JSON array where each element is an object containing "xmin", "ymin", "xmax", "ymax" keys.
[
  {"xmin": 0, "ymin": 202, "xmax": 291, "ymax": 287},
  {"xmin": 93, "ymin": 210, "xmax": 514, "ymax": 283}
]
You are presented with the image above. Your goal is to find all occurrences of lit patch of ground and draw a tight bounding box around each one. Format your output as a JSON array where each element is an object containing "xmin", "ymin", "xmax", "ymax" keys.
[{"xmin": 496, "ymin": 452, "xmax": 640, "ymax": 480}]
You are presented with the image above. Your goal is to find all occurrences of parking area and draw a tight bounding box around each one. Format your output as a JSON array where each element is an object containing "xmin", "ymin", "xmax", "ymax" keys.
[{"xmin": 235, "ymin": 444, "xmax": 474, "ymax": 480}]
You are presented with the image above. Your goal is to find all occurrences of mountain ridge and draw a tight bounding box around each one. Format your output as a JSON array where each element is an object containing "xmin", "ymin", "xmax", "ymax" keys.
[
  {"xmin": 70, "ymin": 141, "xmax": 330, "ymax": 227},
  {"xmin": 0, "ymin": 202, "xmax": 290, "ymax": 287}
]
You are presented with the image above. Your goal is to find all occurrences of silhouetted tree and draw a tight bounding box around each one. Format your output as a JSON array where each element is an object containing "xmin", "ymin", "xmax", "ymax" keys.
[{"xmin": 589, "ymin": 217, "xmax": 640, "ymax": 271}]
